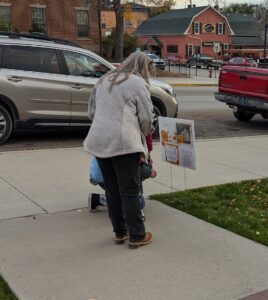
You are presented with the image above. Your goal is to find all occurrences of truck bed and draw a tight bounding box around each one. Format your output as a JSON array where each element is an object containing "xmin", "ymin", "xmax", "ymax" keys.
[{"xmin": 219, "ymin": 65, "xmax": 268, "ymax": 102}]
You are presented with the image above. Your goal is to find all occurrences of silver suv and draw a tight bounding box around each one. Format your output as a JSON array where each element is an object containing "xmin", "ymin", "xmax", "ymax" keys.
[{"xmin": 0, "ymin": 33, "xmax": 178, "ymax": 144}]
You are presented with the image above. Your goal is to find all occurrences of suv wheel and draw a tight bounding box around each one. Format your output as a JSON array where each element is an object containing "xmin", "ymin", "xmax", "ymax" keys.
[
  {"xmin": 152, "ymin": 104, "xmax": 162, "ymax": 138},
  {"xmin": 233, "ymin": 110, "xmax": 255, "ymax": 122},
  {"xmin": 0, "ymin": 105, "xmax": 13, "ymax": 144}
]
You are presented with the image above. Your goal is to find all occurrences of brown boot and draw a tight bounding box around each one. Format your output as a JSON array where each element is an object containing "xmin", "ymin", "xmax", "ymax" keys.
[
  {"xmin": 128, "ymin": 232, "xmax": 153, "ymax": 249},
  {"xmin": 114, "ymin": 233, "xmax": 130, "ymax": 245}
]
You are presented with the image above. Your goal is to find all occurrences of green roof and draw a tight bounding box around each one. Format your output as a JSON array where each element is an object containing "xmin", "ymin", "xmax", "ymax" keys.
[
  {"xmin": 136, "ymin": 6, "xmax": 207, "ymax": 35},
  {"xmin": 231, "ymin": 36, "xmax": 263, "ymax": 46},
  {"xmin": 224, "ymin": 13, "xmax": 261, "ymax": 37}
]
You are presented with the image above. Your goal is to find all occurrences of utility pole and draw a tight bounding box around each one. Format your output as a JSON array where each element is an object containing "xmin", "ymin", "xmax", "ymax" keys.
[
  {"xmin": 263, "ymin": 10, "xmax": 268, "ymax": 67},
  {"xmin": 97, "ymin": 0, "xmax": 103, "ymax": 57}
]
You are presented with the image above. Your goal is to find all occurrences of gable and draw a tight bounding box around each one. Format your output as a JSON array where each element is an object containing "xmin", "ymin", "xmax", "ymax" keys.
[{"xmin": 186, "ymin": 6, "xmax": 234, "ymax": 35}]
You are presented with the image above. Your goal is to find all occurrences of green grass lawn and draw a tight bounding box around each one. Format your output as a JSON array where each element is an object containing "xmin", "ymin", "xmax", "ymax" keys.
[
  {"xmin": 0, "ymin": 275, "xmax": 17, "ymax": 300},
  {"xmin": 150, "ymin": 178, "xmax": 268, "ymax": 246}
]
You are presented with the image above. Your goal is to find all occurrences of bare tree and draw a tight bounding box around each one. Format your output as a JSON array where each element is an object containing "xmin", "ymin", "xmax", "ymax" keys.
[
  {"xmin": 112, "ymin": 0, "xmax": 174, "ymax": 62},
  {"xmin": 113, "ymin": 0, "xmax": 124, "ymax": 62}
]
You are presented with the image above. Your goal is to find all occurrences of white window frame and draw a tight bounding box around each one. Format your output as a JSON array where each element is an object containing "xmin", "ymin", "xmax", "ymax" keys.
[
  {"xmin": 187, "ymin": 44, "xmax": 193, "ymax": 56},
  {"xmin": 223, "ymin": 43, "xmax": 229, "ymax": 50},
  {"xmin": 218, "ymin": 23, "xmax": 224, "ymax": 35},
  {"xmin": 31, "ymin": 7, "xmax": 47, "ymax": 33},
  {"xmin": 76, "ymin": 9, "xmax": 89, "ymax": 38},
  {"xmin": 194, "ymin": 22, "xmax": 200, "ymax": 34}
]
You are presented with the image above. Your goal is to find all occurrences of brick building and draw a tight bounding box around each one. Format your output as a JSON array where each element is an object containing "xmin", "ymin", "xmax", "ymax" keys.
[
  {"xmin": 0, "ymin": 0, "xmax": 99, "ymax": 51},
  {"xmin": 135, "ymin": 5, "xmax": 263, "ymax": 60},
  {"xmin": 101, "ymin": 3, "xmax": 150, "ymax": 36}
]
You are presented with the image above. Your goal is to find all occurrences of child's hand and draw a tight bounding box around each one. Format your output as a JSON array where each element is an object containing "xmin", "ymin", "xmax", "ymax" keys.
[
  {"xmin": 148, "ymin": 157, "xmax": 153, "ymax": 165},
  {"xmin": 150, "ymin": 169, "xmax": 157, "ymax": 178}
]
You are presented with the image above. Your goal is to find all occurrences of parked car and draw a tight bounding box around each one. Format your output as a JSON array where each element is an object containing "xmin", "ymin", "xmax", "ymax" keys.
[
  {"xmin": 0, "ymin": 33, "xmax": 178, "ymax": 144},
  {"xmin": 146, "ymin": 53, "xmax": 166, "ymax": 70},
  {"xmin": 224, "ymin": 57, "xmax": 257, "ymax": 68},
  {"xmin": 187, "ymin": 54, "xmax": 222, "ymax": 69},
  {"xmin": 215, "ymin": 64, "xmax": 268, "ymax": 121}
]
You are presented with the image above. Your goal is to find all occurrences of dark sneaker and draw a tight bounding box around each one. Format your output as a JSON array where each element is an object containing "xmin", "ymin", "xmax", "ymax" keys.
[
  {"xmin": 114, "ymin": 233, "xmax": 130, "ymax": 245},
  {"xmin": 89, "ymin": 193, "xmax": 101, "ymax": 212},
  {"xmin": 128, "ymin": 232, "xmax": 153, "ymax": 249}
]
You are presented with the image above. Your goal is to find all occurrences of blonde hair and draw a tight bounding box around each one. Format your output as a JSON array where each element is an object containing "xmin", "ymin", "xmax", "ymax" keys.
[{"xmin": 102, "ymin": 52, "xmax": 154, "ymax": 91}]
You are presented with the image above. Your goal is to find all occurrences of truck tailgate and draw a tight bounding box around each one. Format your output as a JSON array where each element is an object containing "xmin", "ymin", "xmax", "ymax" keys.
[{"xmin": 219, "ymin": 65, "xmax": 268, "ymax": 102}]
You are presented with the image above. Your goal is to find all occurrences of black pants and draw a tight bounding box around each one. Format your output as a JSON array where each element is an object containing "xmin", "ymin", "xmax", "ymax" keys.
[{"xmin": 97, "ymin": 153, "xmax": 145, "ymax": 242}]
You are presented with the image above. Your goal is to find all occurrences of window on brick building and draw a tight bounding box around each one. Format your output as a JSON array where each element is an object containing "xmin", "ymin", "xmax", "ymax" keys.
[
  {"xmin": 187, "ymin": 44, "xmax": 193, "ymax": 56},
  {"xmin": 167, "ymin": 45, "xmax": 178, "ymax": 53},
  {"xmin": 217, "ymin": 23, "xmax": 224, "ymax": 35},
  {"xmin": 194, "ymin": 22, "xmax": 200, "ymax": 34},
  {"xmin": 124, "ymin": 20, "xmax": 132, "ymax": 28},
  {"xmin": 76, "ymin": 10, "xmax": 89, "ymax": 38},
  {"xmin": 223, "ymin": 43, "xmax": 229, "ymax": 50},
  {"xmin": 0, "ymin": 6, "xmax": 11, "ymax": 31},
  {"xmin": 31, "ymin": 7, "xmax": 47, "ymax": 33},
  {"xmin": 194, "ymin": 46, "xmax": 200, "ymax": 54}
]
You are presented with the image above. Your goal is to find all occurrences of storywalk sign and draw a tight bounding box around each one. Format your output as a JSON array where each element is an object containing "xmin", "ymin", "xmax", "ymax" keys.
[{"xmin": 159, "ymin": 117, "xmax": 196, "ymax": 170}]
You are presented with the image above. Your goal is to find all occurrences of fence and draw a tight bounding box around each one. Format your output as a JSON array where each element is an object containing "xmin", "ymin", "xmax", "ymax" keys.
[{"xmin": 165, "ymin": 59, "xmax": 219, "ymax": 78}]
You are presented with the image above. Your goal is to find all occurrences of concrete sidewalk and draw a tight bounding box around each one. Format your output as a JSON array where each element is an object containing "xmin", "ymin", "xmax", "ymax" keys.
[
  {"xmin": 155, "ymin": 75, "xmax": 218, "ymax": 86},
  {"xmin": 0, "ymin": 136, "xmax": 268, "ymax": 300}
]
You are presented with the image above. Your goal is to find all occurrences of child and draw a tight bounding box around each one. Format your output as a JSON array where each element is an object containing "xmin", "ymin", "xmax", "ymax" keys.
[
  {"xmin": 89, "ymin": 158, "xmax": 156, "ymax": 218},
  {"xmin": 89, "ymin": 131, "xmax": 157, "ymax": 219}
]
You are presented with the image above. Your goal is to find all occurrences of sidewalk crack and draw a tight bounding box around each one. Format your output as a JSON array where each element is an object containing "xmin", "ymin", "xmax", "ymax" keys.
[{"xmin": 0, "ymin": 176, "xmax": 48, "ymax": 213}]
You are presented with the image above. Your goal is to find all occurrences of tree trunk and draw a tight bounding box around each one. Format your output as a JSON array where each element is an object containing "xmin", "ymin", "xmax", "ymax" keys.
[{"xmin": 114, "ymin": 0, "xmax": 124, "ymax": 62}]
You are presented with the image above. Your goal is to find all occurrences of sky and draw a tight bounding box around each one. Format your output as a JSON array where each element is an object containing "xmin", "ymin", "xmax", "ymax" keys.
[{"xmin": 172, "ymin": 0, "xmax": 263, "ymax": 9}]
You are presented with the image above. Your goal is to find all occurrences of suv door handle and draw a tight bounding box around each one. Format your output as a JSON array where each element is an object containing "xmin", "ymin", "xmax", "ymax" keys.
[
  {"xmin": 240, "ymin": 74, "xmax": 247, "ymax": 80},
  {"xmin": 7, "ymin": 76, "xmax": 22, "ymax": 82},
  {"xmin": 70, "ymin": 84, "xmax": 83, "ymax": 90}
]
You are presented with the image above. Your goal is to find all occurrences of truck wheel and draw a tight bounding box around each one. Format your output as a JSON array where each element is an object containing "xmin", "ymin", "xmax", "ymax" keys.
[
  {"xmin": 233, "ymin": 110, "xmax": 255, "ymax": 122},
  {"xmin": 0, "ymin": 104, "xmax": 13, "ymax": 144}
]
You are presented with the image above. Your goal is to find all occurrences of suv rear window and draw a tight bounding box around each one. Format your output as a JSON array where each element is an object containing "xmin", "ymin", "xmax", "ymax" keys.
[{"xmin": 3, "ymin": 45, "xmax": 61, "ymax": 74}]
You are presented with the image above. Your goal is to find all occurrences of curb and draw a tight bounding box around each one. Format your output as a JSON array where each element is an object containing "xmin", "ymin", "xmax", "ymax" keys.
[{"xmin": 169, "ymin": 83, "xmax": 218, "ymax": 87}]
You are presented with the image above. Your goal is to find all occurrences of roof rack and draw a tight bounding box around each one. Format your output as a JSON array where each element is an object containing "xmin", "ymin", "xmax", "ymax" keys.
[{"xmin": 0, "ymin": 32, "xmax": 85, "ymax": 49}]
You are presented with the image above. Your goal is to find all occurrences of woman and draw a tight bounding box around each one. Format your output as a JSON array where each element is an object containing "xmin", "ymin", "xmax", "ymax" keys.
[{"xmin": 84, "ymin": 52, "xmax": 154, "ymax": 249}]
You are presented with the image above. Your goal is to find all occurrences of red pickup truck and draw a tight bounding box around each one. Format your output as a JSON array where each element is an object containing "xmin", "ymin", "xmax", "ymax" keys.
[{"xmin": 215, "ymin": 65, "xmax": 268, "ymax": 121}]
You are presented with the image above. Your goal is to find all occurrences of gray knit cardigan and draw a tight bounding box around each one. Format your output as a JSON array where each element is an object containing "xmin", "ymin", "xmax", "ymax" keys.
[{"xmin": 83, "ymin": 73, "xmax": 154, "ymax": 158}]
